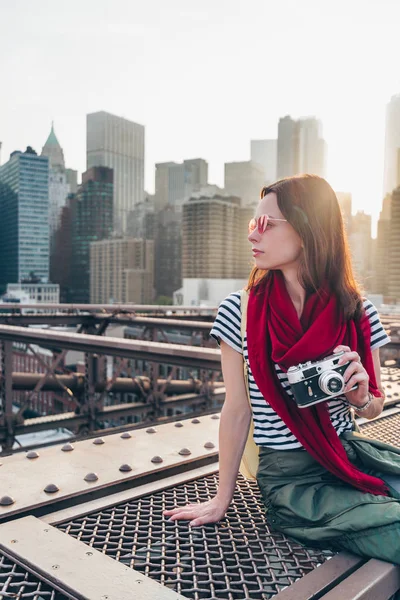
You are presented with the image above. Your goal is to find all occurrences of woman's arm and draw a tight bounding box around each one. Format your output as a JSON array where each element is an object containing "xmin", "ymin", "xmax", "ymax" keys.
[
  {"xmin": 214, "ymin": 340, "xmax": 253, "ymax": 508},
  {"xmin": 163, "ymin": 339, "xmax": 252, "ymax": 525},
  {"xmin": 356, "ymin": 347, "xmax": 385, "ymax": 419},
  {"xmin": 335, "ymin": 346, "xmax": 385, "ymax": 420}
]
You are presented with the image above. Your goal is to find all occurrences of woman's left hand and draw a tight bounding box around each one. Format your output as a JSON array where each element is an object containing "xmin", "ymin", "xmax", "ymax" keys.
[{"xmin": 333, "ymin": 345, "xmax": 369, "ymax": 408}]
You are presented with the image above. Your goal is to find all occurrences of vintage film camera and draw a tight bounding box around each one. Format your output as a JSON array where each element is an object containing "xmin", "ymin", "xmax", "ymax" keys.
[{"xmin": 287, "ymin": 350, "xmax": 357, "ymax": 409}]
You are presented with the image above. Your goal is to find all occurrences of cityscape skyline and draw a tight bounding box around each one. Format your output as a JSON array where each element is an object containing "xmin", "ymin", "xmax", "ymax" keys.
[
  {"xmin": 1, "ymin": 0, "xmax": 400, "ymax": 232},
  {"xmin": 0, "ymin": 102, "xmax": 396, "ymax": 232}
]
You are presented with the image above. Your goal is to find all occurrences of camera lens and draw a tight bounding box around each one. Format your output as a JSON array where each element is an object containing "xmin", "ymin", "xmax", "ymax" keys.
[{"xmin": 319, "ymin": 372, "xmax": 345, "ymax": 396}]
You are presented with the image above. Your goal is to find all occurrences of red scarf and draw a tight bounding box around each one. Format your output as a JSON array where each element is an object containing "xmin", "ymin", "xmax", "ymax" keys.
[{"xmin": 246, "ymin": 271, "xmax": 388, "ymax": 496}]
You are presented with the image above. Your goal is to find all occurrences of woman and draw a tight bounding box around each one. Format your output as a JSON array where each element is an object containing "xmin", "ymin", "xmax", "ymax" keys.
[{"xmin": 164, "ymin": 174, "xmax": 400, "ymax": 562}]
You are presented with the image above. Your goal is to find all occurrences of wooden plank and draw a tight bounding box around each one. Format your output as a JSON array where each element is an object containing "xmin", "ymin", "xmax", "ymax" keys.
[
  {"xmin": 0, "ymin": 415, "xmax": 219, "ymax": 519},
  {"xmin": 0, "ymin": 515, "xmax": 186, "ymax": 599},
  {"xmin": 274, "ymin": 553, "xmax": 365, "ymax": 599},
  {"xmin": 319, "ymin": 558, "xmax": 400, "ymax": 600}
]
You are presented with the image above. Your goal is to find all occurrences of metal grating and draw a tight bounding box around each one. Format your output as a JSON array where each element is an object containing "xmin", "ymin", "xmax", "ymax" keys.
[
  {"xmin": 57, "ymin": 473, "xmax": 333, "ymax": 600},
  {"xmin": 360, "ymin": 410, "xmax": 400, "ymax": 445},
  {"xmin": 0, "ymin": 550, "xmax": 71, "ymax": 600}
]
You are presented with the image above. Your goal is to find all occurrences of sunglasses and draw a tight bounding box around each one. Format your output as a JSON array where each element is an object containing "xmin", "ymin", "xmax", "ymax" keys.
[{"xmin": 248, "ymin": 214, "xmax": 288, "ymax": 234}]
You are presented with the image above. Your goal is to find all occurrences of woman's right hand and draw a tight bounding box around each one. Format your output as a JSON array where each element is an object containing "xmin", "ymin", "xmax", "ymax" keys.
[{"xmin": 163, "ymin": 496, "xmax": 229, "ymax": 527}]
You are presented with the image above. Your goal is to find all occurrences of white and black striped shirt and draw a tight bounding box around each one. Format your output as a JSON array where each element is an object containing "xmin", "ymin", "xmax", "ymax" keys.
[{"xmin": 210, "ymin": 291, "xmax": 391, "ymax": 450}]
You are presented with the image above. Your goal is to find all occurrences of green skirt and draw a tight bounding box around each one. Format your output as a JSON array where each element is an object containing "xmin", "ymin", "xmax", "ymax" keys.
[{"xmin": 256, "ymin": 431, "xmax": 400, "ymax": 564}]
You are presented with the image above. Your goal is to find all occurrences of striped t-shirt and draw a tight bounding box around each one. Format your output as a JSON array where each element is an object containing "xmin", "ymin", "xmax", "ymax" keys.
[{"xmin": 210, "ymin": 291, "xmax": 391, "ymax": 450}]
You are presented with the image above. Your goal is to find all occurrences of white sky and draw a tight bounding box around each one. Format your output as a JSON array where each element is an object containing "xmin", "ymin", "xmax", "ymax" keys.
[{"xmin": 1, "ymin": 0, "xmax": 400, "ymax": 234}]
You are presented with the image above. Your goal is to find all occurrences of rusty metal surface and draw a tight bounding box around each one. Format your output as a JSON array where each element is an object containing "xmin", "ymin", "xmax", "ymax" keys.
[
  {"xmin": 0, "ymin": 549, "xmax": 72, "ymax": 599},
  {"xmin": 57, "ymin": 473, "xmax": 333, "ymax": 600}
]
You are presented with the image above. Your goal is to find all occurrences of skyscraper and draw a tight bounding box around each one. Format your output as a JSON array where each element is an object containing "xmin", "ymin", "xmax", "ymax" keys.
[
  {"xmin": 179, "ymin": 194, "xmax": 252, "ymax": 306},
  {"xmin": 182, "ymin": 195, "xmax": 252, "ymax": 279},
  {"xmin": 297, "ymin": 117, "xmax": 326, "ymax": 176},
  {"xmin": 383, "ymin": 94, "xmax": 400, "ymax": 196},
  {"xmin": 41, "ymin": 123, "xmax": 70, "ymax": 237},
  {"xmin": 224, "ymin": 161, "xmax": 265, "ymax": 206},
  {"xmin": 348, "ymin": 211, "xmax": 372, "ymax": 289},
  {"xmin": 65, "ymin": 169, "xmax": 78, "ymax": 194},
  {"xmin": 154, "ymin": 205, "xmax": 182, "ymax": 299},
  {"xmin": 69, "ymin": 167, "xmax": 114, "ymax": 303},
  {"xmin": 277, "ymin": 116, "xmax": 299, "ymax": 179},
  {"xmin": 388, "ymin": 186, "xmax": 400, "ymax": 300},
  {"xmin": 126, "ymin": 193, "xmax": 155, "ymax": 240},
  {"xmin": 277, "ymin": 115, "xmax": 326, "ymax": 179},
  {"xmin": 90, "ymin": 238, "xmax": 154, "ymax": 304},
  {"xmin": 154, "ymin": 159, "xmax": 208, "ymax": 212},
  {"xmin": 51, "ymin": 199, "xmax": 73, "ymax": 302},
  {"xmin": 87, "ymin": 111, "xmax": 144, "ymax": 233},
  {"xmin": 250, "ymin": 139, "xmax": 277, "ymax": 184},
  {"xmin": 336, "ymin": 192, "xmax": 352, "ymax": 231},
  {"xmin": 0, "ymin": 147, "xmax": 49, "ymax": 289},
  {"xmin": 373, "ymin": 195, "xmax": 391, "ymax": 296}
]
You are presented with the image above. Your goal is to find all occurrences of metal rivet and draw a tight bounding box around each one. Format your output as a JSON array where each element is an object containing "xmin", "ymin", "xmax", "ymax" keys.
[
  {"xmin": 26, "ymin": 451, "xmax": 39, "ymax": 459},
  {"xmin": 204, "ymin": 442, "xmax": 215, "ymax": 449},
  {"xmin": 211, "ymin": 414, "xmax": 220, "ymax": 420},
  {"xmin": 119, "ymin": 463, "xmax": 132, "ymax": 472},
  {"xmin": 93, "ymin": 438, "xmax": 105, "ymax": 445},
  {"xmin": 84, "ymin": 472, "xmax": 98, "ymax": 482},
  {"xmin": 174, "ymin": 422, "xmax": 184, "ymax": 428},
  {"xmin": 121, "ymin": 432, "xmax": 132, "ymax": 439},
  {"xmin": 52, "ymin": 565, "xmax": 60, "ymax": 570},
  {"xmin": 86, "ymin": 551, "xmax": 93, "ymax": 556},
  {"xmin": 146, "ymin": 428, "xmax": 156, "ymax": 434},
  {"xmin": 151, "ymin": 455, "xmax": 163, "ymax": 463},
  {"xmin": 179, "ymin": 448, "xmax": 191, "ymax": 456},
  {"xmin": 191, "ymin": 418, "xmax": 200, "ymax": 424},
  {"xmin": 61, "ymin": 443, "xmax": 74, "ymax": 452},
  {"xmin": 44, "ymin": 484, "xmax": 59, "ymax": 494}
]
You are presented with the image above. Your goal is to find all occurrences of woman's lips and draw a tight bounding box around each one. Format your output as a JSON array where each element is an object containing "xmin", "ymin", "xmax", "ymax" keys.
[{"xmin": 252, "ymin": 249, "xmax": 264, "ymax": 255}]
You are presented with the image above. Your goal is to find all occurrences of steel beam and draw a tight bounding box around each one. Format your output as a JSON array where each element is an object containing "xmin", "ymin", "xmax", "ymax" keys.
[
  {"xmin": 0, "ymin": 414, "xmax": 220, "ymax": 519},
  {"xmin": 0, "ymin": 516, "xmax": 187, "ymax": 599},
  {"xmin": 0, "ymin": 325, "xmax": 222, "ymax": 370},
  {"xmin": 319, "ymin": 558, "xmax": 400, "ymax": 599}
]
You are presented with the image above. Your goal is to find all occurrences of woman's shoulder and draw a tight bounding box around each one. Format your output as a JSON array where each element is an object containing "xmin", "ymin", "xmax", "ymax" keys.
[
  {"xmin": 361, "ymin": 297, "xmax": 391, "ymax": 349},
  {"xmin": 218, "ymin": 290, "xmax": 243, "ymax": 313},
  {"xmin": 210, "ymin": 290, "xmax": 244, "ymax": 353},
  {"xmin": 361, "ymin": 297, "xmax": 379, "ymax": 316}
]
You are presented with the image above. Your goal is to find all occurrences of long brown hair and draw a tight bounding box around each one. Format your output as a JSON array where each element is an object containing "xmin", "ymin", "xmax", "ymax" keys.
[{"xmin": 247, "ymin": 174, "xmax": 363, "ymax": 320}]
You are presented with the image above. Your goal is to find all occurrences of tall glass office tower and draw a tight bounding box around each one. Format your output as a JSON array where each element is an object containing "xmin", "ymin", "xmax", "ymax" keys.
[
  {"xmin": 0, "ymin": 147, "xmax": 49, "ymax": 289},
  {"xmin": 87, "ymin": 111, "xmax": 144, "ymax": 234}
]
